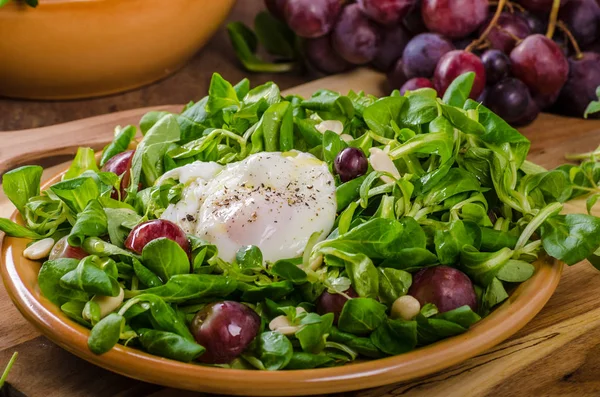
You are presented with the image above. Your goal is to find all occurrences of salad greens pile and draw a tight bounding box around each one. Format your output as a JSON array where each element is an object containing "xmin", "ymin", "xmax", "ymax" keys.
[{"xmin": 2, "ymin": 72, "xmax": 600, "ymax": 370}]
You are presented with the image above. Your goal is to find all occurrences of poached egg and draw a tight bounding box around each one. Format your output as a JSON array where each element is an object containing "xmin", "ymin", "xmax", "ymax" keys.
[{"xmin": 159, "ymin": 151, "xmax": 337, "ymax": 263}]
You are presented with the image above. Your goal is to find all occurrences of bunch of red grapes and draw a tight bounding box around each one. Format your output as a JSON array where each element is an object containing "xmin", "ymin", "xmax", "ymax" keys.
[{"xmin": 265, "ymin": 0, "xmax": 600, "ymax": 124}]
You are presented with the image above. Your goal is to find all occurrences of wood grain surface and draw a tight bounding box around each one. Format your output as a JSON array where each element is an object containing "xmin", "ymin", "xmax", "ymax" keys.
[{"xmin": 1, "ymin": 68, "xmax": 600, "ymax": 397}]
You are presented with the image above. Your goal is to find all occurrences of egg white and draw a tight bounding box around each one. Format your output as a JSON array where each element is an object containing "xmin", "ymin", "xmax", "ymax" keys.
[{"xmin": 160, "ymin": 151, "xmax": 337, "ymax": 263}]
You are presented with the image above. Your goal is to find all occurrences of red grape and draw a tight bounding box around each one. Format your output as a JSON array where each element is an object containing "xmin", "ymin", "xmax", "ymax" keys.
[
  {"xmin": 408, "ymin": 266, "xmax": 477, "ymax": 313},
  {"xmin": 554, "ymin": 52, "xmax": 600, "ymax": 118},
  {"xmin": 477, "ymin": 86, "xmax": 488, "ymax": 103},
  {"xmin": 421, "ymin": 0, "xmax": 489, "ymax": 39},
  {"xmin": 433, "ymin": 50, "xmax": 486, "ymax": 99},
  {"xmin": 357, "ymin": 0, "xmax": 416, "ymax": 25},
  {"xmin": 513, "ymin": 99, "xmax": 540, "ymax": 126},
  {"xmin": 400, "ymin": 77, "xmax": 435, "ymax": 94},
  {"xmin": 553, "ymin": 35, "xmax": 571, "ymax": 57},
  {"xmin": 334, "ymin": 147, "xmax": 369, "ymax": 182},
  {"xmin": 402, "ymin": 33, "xmax": 455, "ymax": 78},
  {"xmin": 403, "ymin": 0, "xmax": 428, "ymax": 34},
  {"xmin": 485, "ymin": 78, "xmax": 533, "ymax": 123},
  {"xmin": 510, "ymin": 34, "xmax": 569, "ymax": 106},
  {"xmin": 49, "ymin": 236, "xmax": 88, "ymax": 261},
  {"xmin": 264, "ymin": 0, "xmax": 287, "ymax": 20},
  {"xmin": 284, "ymin": 0, "xmax": 341, "ymax": 38},
  {"xmin": 559, "ymin": 0, "xmax": 600, "ymax": 47},
  {"xmin": 372, "ymin": 25, "xmax": 411, "ymax": 72},
  {"xmin": 516, "ymin": 11, "xmax": 546, "ymax": 34},
  {"xmin": 584, "ymin": 38, "xmax": 600, "ymax": 52},
  {"xmin": 124, "ymin": 219, "xmax": 191, "ymax": 256},
  {"xmin": 535, "ymin": 91, "xmax": 563, "ymax": 109},
  {"xmin": 482, "ymin": 13, "xmax": 531, "ymax": 54},
  {"xmin": 453, "ymin": 37, "xmax": 477, "ymax": 50},
  {"xmin": 305, "ymin": 35, "xmax": 353, "ymax": 74},
  {"xmin": 101, "ymin": 150, "xmax": 135, "ymax": 200},
  {"xmin": 191, "ymin": 301, "xmax": 260, "ymax": 364},
  {"xmin": 481, "ymin": 49, "xmax": 511, "ymax": 84},
  {"xmin": 519, "ymin": 0, "xmax": 570, "ymax": 12},
  {"xmin": 332, "ymin": 4, "xmax": 382, "ymax": 64},
  {"xmin": 316, "ymin": 287, "xmax": 358, "ymax": 323},
  {"xmin": 387, "ymin": 58, "xmax": 409, "ymax": 90}
]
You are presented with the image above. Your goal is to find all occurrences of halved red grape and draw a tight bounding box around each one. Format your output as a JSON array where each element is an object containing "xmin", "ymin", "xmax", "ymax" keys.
[
  {"xmin": 421, "ymin": 0, "xmax": 488, "ymax": 39},
  {"xmin": 400, "ymin": 77, "xmax": 436, "ymax": 94},
  {"xmin": 408, "ymin": 266, "xmax": 477, "ymax": 313},
  {"xmin": 485, "ymin": 78, "xmax": 532, "ymax": 124},
  {"xmin": 372, "ymin": 25, "xmax": 411, "ymax": 72},
  {"xmin": 284, "ymin": 0, "xmax": 341, "ymax": 38},
  {"xmin": 101, "ymin": 150, "xmax": 135, "ymax": 200},
  {"xmin": 124, "ymin": 219, "xmax": 191, "ymax": 255},
  {"xmin": 334, "ymin": 147, "xmax": 369, "ymax": 182},
  {"xmin": 49, "ymin": 236, "xmax": 88, "ymax": 261},
  {"xmin": 332, "ymin": 4, "xmax": 382, "ymax": 64},
  {"xmin": 510, "ymin": 34, "xmax": 569, "ymax": 106},
  {"xmin": 433, "ymin": 50, "xmax": 486, "ymax": 98},
  {"xmin": 357, "ymin": 0, "xmax": 416, "ymax": 25},
  {"xmin": 402, "ymin": 33, "xmax": 455, "ymax": 78},
  {"xmin": 191, "ymin": 301, "xmax": 261, "ymax": 364},
  {"xmin": 554, "ymin": 52, "xmax": 600, "ymax": 118},
  {"xmin": 482, "ymin": 12, "xmax": 531, "ymax": 54},
  {"xmin": 316, "ymin": 287, "xmax": 358, "ymax": 323},
  {"xmin": 387, "ymin": 58, "xmax": 409, "ymax": 90},
  {"xmin": 305, "ymin": 35, "xmax": 353, "ymax": 74},
  {"xmin": 559, "ymin": 0, "xmax": 600, "ymax": 47},
  {"xmin": 481, "ymin": 49, "xmax": 511, "ymax": 84},
  {"xmin": 102, "ymin": 150, "xmax": 134, "ymax": 176}
]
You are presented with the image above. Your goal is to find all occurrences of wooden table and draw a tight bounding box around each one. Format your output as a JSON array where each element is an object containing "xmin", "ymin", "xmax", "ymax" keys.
[{"xmin": 2, "ymin": 2, "xmax": 600, "ymax": 397}]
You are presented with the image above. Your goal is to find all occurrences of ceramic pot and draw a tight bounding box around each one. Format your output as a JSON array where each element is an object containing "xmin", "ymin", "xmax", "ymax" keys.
[{"xmin": 0, "ymin": 0, "xmax": 235, "ymax": 99}]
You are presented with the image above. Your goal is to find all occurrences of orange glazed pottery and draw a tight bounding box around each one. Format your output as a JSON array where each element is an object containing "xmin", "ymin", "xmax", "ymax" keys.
[
  {"xmin": 0, "ymin": 0, "xmax": 235, "ymax": 99},
  {"xmin": 0, "ymin": 166, "xmax": 564, "ymax": 396}
]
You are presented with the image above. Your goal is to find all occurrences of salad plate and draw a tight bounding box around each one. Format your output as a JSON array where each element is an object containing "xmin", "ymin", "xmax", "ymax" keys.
[
  {"xmin": 0, "ymin": 69, "xmax": 584, "ymax": 395},
  {"xmin": 1, "ymin": 229, "xmax": 561, "ymax": 395}
]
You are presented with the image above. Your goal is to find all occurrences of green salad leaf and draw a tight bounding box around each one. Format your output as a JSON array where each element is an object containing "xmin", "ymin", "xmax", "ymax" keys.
[
  {"xmin": 100, "ymin": 125, "xmax": 137, "ymax": 167},
  {"xmin": 2, "ymin": 165, "xmax": 43, "ymax": 215},
  {"xmin": 141, "ymin": 238, "xmax": 190, "ymax": 282},
  {"xmin": 138, "ymin": 329, "xmax": 205, "ymax": 362}
]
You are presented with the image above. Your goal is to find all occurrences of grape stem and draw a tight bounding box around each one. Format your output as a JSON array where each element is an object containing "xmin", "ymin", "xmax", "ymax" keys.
[
  {"xmin": 497, "ymin": 26, "xmax": 524, "ymax": 45},
  {"xmin": 509, "ymin": 2, "xmax": 525, "ymax": 12},
  {"xmin": 466, "ymin": 0, "xmax": 507, "ymax": 52},
  {"xmin": 556, "ymin": 20, "xmax": 583, "ymax": 59},
  {"xmin": 546, "ymin": 0, "xmax": 561, "ymax": 38}
]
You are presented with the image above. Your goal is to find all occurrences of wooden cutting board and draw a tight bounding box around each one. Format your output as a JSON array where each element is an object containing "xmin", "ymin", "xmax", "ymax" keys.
[{"xmin": 1, "ymin": 68, "xmax": 600, "ymax": 397}]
